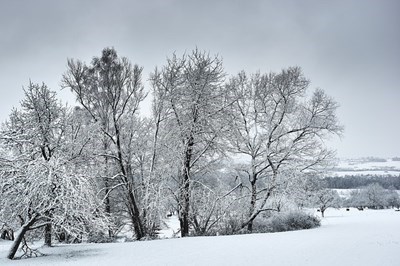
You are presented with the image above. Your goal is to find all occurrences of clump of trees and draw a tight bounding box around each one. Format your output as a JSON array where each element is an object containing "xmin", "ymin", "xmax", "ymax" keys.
[
  {"xmin": 0, "ymin": 83, "xmax": 109, "ymax": 259},
  {"xmin": 0, "ymin": 48, "xmax": 342, "ymax": 259},
  {"xmin": 346, "ymin": 183, "xmax": 400, "ymax": 209},
  {"xmin": 291, "ymin": 175, "xmax": 341, "ymax": 217}
]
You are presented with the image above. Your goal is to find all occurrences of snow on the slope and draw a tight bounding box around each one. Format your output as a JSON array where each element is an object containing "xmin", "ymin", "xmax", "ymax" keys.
[{"xmin": 1, "ymin": 208, "xmax": 399, "ymax": 266}]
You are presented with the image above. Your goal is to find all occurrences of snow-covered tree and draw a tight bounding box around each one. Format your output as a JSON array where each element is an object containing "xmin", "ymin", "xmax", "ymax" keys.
[
  {"xmin": 1, "ymin": 82, "xmax": 67, "ymax": 247},
  {"xmin": 0, "ymin": 83, "xmax": 109, "ymax": 259},
  {"xmin": 363, "ymin": 183, "xmax": 388, "ymax": 209},
  {"xmin": 62, "ymin": 48, "xmax": 149, "ymax": 239},
  {"xmin": 348, "ymin": 189, "xmax": 369, "ymax": 208},
  {"xmin": 313, "ymin": 189, "xmax": 341, "ymax": 217},
  {"xmin": 188, "ymin": 168, "xmax": 243, "ymax": 236},
  {"xmin": 150, "ymin": 49, "xmax": 231, "ymax": 236},
  {"xmin": 386, "ymin": 187, "xmax": 400, "ymax": 209},
  {"xmin": 225, "ymin": 67, "xmax": 343, "ymax": 232},
  {"xmin": 348, "ymin": 183, "xmax": 390, "ymax": 209}
]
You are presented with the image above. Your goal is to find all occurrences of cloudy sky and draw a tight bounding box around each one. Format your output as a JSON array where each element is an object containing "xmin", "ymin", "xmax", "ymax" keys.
[{"xmin": 0, "ymin": 0, "xmax": 399, "ymax": 158}]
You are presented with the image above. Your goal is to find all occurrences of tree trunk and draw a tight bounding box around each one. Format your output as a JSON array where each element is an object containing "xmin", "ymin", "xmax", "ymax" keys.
[
  {"xmin": 114, "ymin": 123, "xmax": 145, "ymax": 240},
  {"xmin": 179, "ymin": 176, "xmax": 190, "ymax": 237},
  {"xmin": 104, "ymin": 183, "xmax": 113, "ymax": 238},
  {"xmin": 247, "ymin": 178, "xmax": 257, "ymax": 232},
  {"xmin": 102, "ymin": 138, "xmax": 113, "ymax": 238},
  {"xmin": 1, "ymin": 229, "xmax": 14, "ymax": 240},
  {"xmin": 44, "ymin": 223, "xmax": 52, "ymax": 246},
  {"xmin": 127, "ymin": 188, "xmax": 145, "ymax": 240},
  {"xmin": 179, "ymin": 136, "xmax": 193, "ymax": 237},
  {"xmin": 103, "ymin": 176, "xmax": 113, "ymax": 238},
  {"xmin": 7, "ymin": 216, "xmax": 37, "ymax": 260}
]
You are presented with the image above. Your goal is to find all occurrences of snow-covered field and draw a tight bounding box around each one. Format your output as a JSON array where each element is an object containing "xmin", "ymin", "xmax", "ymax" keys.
[
  {"xmin": 1, "ymin": 208, "xmax": 399, "ymax": 266},
  {"xmin": 329, "ymin": 158, "xmax": 400, "ymax": 176}
]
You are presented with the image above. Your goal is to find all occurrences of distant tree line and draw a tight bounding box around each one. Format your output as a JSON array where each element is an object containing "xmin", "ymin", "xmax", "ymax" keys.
[
  {"xmin": 323, "ymin": 175, "xmax": 400, "ymax": 189},
  {"xmin": 344, "ymin": 183, "xmax": 400, "ymax": 209}
]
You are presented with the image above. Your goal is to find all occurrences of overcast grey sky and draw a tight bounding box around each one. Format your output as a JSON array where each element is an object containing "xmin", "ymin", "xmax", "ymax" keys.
[{"xmin": 0, "ymin": 0, "xmax": 399, "ymax": 158}]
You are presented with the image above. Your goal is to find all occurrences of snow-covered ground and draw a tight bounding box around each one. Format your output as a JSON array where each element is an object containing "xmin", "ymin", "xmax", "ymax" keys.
[
  {"xmin": 1, "ymin": 208, "xmax": 399, "ymax": 266},
  {"xmin": 158, "ymin": 215, "xmax": 180, "ymax": 238},
  {"xmin": 329, "ymin": 158, "xmax": 400, "ymax": 176}
]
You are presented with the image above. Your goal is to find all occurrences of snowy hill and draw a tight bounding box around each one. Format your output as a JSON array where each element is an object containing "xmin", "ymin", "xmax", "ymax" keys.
[{"xmin": 1, "ymin": 208, "xmax": 399, "ymax": 266}]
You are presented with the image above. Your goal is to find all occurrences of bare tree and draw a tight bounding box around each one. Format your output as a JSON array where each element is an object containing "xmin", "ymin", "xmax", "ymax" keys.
[
  {"xmin": 0, "ymin": 151, "xmax": 109, "ymax": 259},
  {"xmin": 0, "ymin": 83, "xmax": 108, "ymax": 259},
  {"xmin": 62, "ymin": 48, "xmax": 147, "ymax": 239},
  {"xmin": 150, "ymin": 49, "xmax": 229, "ymax": 236},
  {"xmin": 348, "ymin": 183, "xmax": 389, "ymax": 209},
  {"xmin": 189, "ymin": 172, "xmax": 243, "ymax": 236},
  {"xmin": 226, "ymin": 67, "xmax": 343, "ymax": 232},
  {"xmin": 2, "ymin": 82, "xmax": 67, "ymax": 246},
  {"xmin": 313, "ymin": 189, "xmax": 341, "ymax": 217}
]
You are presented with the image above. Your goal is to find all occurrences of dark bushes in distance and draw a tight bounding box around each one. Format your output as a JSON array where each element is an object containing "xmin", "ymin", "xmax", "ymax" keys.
[{"xmin": 324, "ymin": 175, "xmax": 400, "ymax": 189}]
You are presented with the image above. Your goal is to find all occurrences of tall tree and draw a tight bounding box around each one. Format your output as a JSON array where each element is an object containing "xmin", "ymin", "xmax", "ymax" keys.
[
  {"xmin": 0, "ymin": 83, "xmax": 108, "ymax": 259},
  {"xmin": 8, "ymin": 82, "xmax": 66, "ymax": 246},
  {"xmin": 151, "ymin": 49, "xmax": 229, "ymax": 236},
  {"xmin": 62, "ymin": 48, "xmax": 147, "ymax": 239},
  {"xmin": 226, "ymin": 67, "xmax": 343, "ymax": 232}
]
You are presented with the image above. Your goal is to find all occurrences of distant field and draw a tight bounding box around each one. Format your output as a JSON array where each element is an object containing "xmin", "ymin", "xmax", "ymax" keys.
[{"xmin": 329, "ymin": 158, "xmax": 400, "ymax": 177}]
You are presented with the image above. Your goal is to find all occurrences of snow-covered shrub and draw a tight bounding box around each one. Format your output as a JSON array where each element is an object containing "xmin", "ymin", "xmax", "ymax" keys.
[
  {"xmin": 213, "ymin": 214, "xmax": 245, "ymax": 236},
  {"xmin": 268, "ymin": 211, "xmax": 320, "ymax": 232}
]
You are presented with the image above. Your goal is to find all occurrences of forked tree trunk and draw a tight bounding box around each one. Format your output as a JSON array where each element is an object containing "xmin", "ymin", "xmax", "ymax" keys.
[
  {"xmin": 321, "ymin": 208, "xmax": 325, "ymax": 218},
  {"xmin": 114, "ymin": 124, "xmax": 146, "ymax": 240},
  {"xmin": 127, "ymin": 187, "xmax": 145, "ymax": 240}
]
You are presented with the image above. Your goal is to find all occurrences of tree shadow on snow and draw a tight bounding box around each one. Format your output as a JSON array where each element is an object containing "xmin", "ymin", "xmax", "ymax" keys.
[{"xmin": 13, "ymin": 246, "xmax": 104, "ymax": 262}]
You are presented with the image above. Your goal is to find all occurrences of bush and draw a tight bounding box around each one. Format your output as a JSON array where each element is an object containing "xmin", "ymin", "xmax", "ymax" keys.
[
  {"xmin": 214, "ymin": 215, "xmax": 243, "ymax": 236},
  {"xmin": 268, "ymin": 211, "xmax": 320, "ymax": 232},
  {"xmin": 87, "ymin": 232, "xmax": 114, "ymax": 243}
]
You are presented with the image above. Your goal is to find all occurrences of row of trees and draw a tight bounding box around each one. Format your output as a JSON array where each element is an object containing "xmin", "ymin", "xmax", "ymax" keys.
[
  {"xmin": 0, "ymin": 48, "xmax": 342, "ymax": 259},
  {"xmin": 346, "ymin": 183, "xmax": 400, "ymax": 209},
  {"xmin": 294, "ymin": 181, "xmax": 400, "ymax": 217},
  {"xmin": 323, "ymin": 175, "xmax": 400, "ymax": 189}
]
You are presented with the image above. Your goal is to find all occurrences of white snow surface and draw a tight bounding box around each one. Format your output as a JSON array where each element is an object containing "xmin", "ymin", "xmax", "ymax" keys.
[
  {"xmin": 1, "ymin": 208, "xmax": 399, "ymax": 266},
  {"xmin": 329, "ymin": 158, "xmax": 400, "ymax": 176},
  {"xmin": 158, "ymin": 215, "xmax": 181, "ymax": 239}
]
